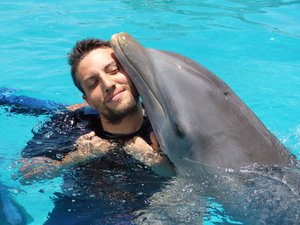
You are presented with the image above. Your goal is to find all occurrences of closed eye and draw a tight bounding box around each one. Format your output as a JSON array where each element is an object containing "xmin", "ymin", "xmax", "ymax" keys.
[
  {"xmin": 105, "ymin": 60, "xmax": 120, "ymax": 75},
  {"xmin": 107, "ymin": 65, "xmax": 119, "ymax": 75},
  {"xmin": 86, "ymin": 77, "xmax": 99, "ymax": 89}
]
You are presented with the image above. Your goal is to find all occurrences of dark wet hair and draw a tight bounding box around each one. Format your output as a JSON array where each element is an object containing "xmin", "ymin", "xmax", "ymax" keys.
[{"xmin": 68, "ymin": 38, "xmax": 111, "ymax": 94}]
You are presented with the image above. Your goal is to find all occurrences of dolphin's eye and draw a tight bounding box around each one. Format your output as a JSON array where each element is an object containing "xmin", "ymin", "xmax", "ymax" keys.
[{"xmin": 174, "ymin": 122, "xmax": 185, "ymax": 138}]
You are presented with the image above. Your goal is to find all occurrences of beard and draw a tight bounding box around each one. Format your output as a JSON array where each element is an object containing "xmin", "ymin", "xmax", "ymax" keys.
[
  {"xmin": 103, "ymin": 100, "xmax": 138, "ymax": 124},
  {"xmin": 101, "ymin": 90, "xmax": 139, "ymax": 124}
]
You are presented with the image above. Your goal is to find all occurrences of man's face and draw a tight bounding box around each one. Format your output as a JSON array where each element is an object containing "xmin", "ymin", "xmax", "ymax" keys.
[{"xmin": 76, "ymin": 47, "xmax": 139, "ymax": 122}]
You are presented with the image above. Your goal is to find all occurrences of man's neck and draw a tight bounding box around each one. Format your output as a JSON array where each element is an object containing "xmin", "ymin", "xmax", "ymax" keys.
[{"xmin": 100, "ymin": 102, "xmax": 144, "ymax": 135}]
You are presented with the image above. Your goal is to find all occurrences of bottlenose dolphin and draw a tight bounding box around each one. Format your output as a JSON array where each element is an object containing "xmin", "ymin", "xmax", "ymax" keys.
[
  {"xmin": 111, "ymin": 32, "xmax": 295, "ymax": 170},
  {"xmin": 111, "ymin": 33, "xmax": 300, "ymax": 224}
]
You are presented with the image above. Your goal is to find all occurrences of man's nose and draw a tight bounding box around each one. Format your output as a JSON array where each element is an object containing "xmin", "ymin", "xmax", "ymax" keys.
[{"xmin": 101, "ymin": 76, "xmax": 116, "ymax": 94}]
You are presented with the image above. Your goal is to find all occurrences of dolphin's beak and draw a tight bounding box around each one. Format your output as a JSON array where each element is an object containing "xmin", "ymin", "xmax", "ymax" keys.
[
  {"xmin": 110, "ymin": 32, "xmax": 154, "ymax": 88},
  {"xmin": 110, "ymin": 32, "xmax": 166, "ymax": 149},
  {"xmin": 110, "ymin": 32, "xmax": 164, "ymax": 116}
]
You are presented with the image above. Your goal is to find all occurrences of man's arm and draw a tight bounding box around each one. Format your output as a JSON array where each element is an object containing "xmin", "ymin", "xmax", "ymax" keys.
[
  {"xmin": 18, "ymin": 103, "xmax": 175, "ymax": 182},
  {"xmin": 18, "ymin": 132, "xmax": 115, "ymax": 183},
  {"xmin": 18, "ymin": 131, "xmax": 175, "ymax": 183}
]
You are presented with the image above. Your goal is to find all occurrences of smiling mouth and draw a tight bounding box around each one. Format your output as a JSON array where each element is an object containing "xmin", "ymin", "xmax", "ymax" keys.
[{"xmin": 106, "ymin": 90, "xmax": 125, "ymax": 103}]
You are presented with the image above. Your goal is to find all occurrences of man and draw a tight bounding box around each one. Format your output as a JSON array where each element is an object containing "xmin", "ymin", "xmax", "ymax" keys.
[
  {"xmin": 19, "ymin": 38, "xmax": 175, "ymax": 182},
  {"xmin": 17, "ymin": 37, "xmax": 175, "ymax": 224}
]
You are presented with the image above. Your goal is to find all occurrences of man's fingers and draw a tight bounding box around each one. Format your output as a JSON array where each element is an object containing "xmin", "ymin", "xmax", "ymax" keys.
[
  {"xmin": 126, "ymin": 136, "xmax": 152, "ymax": 151},
  {"xmin": 23, "ymin": 167, "xmax": 44, "ymax": 179},
  {"xmin": 132, "ymin": 136, "xmax": 145, "ymax": 145},
  {"xmin": 16, "ymin": 157, "xmax": 60, "ymax": 183},
  {"xmin": 17, "ymin": 159, "xmax": 37, "ymax": 172},
  {"xmin": 66, "ymin": 102, "xmax": 88, "ymax": 111},
  {"xmin": 127, "ymin": 134, "xmax": 160, "ymax": 152},
  {"xmin": 80, "ymin": 131, "xmax": 96, "ymax": 140},
  {"xmin": 150, "ymin": 132, "xmax": 160, "ymax": 152}
]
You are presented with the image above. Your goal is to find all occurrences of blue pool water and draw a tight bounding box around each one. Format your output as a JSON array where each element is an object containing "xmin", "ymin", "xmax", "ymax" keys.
[{"xmin": 1, "ymin": 0, "xmax": 300, "ymax": 224}]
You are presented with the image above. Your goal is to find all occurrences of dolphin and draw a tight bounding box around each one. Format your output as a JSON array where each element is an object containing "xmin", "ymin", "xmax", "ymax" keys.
[
  {"xmin": 110, "ymin": 33, "xmax": 300, "ymax": 224},
  {"xmin": 110, "ymin": 32, "xmax": 295, "ymax": 170}
]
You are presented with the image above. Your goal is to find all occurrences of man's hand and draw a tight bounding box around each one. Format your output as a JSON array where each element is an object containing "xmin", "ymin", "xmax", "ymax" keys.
[
  {"xmin": 124, "ymin": 132, "xmax": 176, "ymax": 177},
  {"xmin": 17, "ymin": 157, "xmax": 61, "ymax": 184},
  {"xmin": 63, "ymin": 131, "xmax": 115, "ymax": 166},
  {"xmin": 124, "ymin": 133, "xmax": 161, "ymax": 165}
]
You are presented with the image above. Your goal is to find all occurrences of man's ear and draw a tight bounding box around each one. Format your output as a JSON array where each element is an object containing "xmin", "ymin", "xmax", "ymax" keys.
[{"xmin": 82, "ymin": 95, "xmax": 96, "ymax": 110}]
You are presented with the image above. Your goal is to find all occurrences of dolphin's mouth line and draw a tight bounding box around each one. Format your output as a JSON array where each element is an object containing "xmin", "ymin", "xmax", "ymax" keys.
[{"xmin": 112, "ymin": 34, "xmax": 166, "ymax": 117}]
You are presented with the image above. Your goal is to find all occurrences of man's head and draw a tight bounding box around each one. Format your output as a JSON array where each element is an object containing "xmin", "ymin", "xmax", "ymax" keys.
[
  {"xmin": 68, "ymin": 38, "xmax": 139, "ymax": 123},
  {"xmin": 68, "ymin": 39, "xmax": 110, "ymax": 93}
]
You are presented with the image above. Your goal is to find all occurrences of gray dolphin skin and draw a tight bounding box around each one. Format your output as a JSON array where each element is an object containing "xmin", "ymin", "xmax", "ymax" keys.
[{"xmin": 110, "ymin": 32, "xmax": 294, "ymax": 170}]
